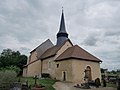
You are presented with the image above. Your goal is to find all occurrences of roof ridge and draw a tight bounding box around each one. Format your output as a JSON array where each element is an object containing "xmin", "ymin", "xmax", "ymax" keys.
[
  {"xmin": 40, "ymin": 40, "xmax": 67, "ymax": 60},
  {"xmin": 40, "ymin": 40, "xmax": 72, "ymax": 60},
  {"xmin": 74, "ymin": 45, "xmax": 101, "ymax": 61},
  {"xmin": 79, "ymin": 45, "xmax": 99, "ymax": 60},
  {"xmin": 67, "ymin": 46, "xmax": 74, "ymax": 56},
  {"xmin": 55, "ymin": 44, "xmax": 102, "ymax": 62},
  {"xmin": 30, "ymin": 39, "xmax": 53, "ymax": 53}
]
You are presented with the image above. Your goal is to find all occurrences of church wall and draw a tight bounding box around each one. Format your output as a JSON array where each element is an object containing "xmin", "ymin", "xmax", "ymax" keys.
[
  {"xmin": 42, "ymin": 59, "xmax": 49, "ymax": 73},
  {"xmin": 55, "ymin": 60, "xmax": 73, "ymax": 82},
  {"xmin": 23, "ymin": 67, "xmax": 27, "ymax": 77},
  {"xmin": 27, "ymin": 56, "xmax": 30, "ymax": 64},
  {"xmin": 42, "ymin": 57, "xmax": 56, "ymax": 79},
  {"xmin": 55, "ymin": 41, "xmax": 72, "ymax": 59},
  {"xmin": 72, "ymin": 59, "xmax": 101, "ymax": 83},
  {"xmin": 30, "ymin": 51, "xmax": 37, "ymax": 62},
  {"xmin": 27, "ymin": 59, "xmax": 41, "ymax": 77},
  {"xmin": 41, "ymin": 41, "xmax": 72, "ymax": 79}
]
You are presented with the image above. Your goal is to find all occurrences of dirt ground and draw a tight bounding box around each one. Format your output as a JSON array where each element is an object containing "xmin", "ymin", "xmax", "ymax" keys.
[{"xmin": 53, "ymin": 82, "xmax": 117, "ymax": 90}]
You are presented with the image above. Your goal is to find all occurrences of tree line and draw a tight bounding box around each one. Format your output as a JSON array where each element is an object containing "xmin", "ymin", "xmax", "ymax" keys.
[{"xmin": 0, "ymin": 48, "xmax": 27, "ymax": 75}]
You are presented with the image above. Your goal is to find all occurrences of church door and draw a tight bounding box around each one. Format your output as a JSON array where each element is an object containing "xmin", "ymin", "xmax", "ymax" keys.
[
  {"xmin": 63, "ymin": 71, "xmax": 66, "ymax": 81},
  {"xmin": 84, "ymin": 66, "xmax": 92, "ymax": 81}
]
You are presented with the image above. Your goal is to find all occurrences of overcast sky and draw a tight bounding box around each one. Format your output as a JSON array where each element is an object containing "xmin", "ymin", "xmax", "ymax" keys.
[{"xmin": 0, "ymin": 0, "xmax": 120, "ymax": 70}]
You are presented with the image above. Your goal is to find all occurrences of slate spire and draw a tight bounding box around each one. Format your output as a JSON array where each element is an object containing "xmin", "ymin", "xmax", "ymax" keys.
[{"xmin": 56, "ymin": 9, "xmax": 68, "ymax": 45}]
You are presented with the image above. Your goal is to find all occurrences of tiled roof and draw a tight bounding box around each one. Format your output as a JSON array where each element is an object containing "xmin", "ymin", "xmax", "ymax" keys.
[
  {"xmin": 40, "ymin": 45, "xmax": 61, "ymax": 60},
  {"xmin": 24, "ymin": 39, "xmax": 54, "ymax": 67},
  {"xmin": 40, "ymin": 39, "xmax": 73, "ymax": 60},
  {"xmin": 30, "ymin": 39, "xmax": 54, "ymax": 58},
  {"xmin": 55, "ymin": 45, "xmax": 102, "ymax": 62}
]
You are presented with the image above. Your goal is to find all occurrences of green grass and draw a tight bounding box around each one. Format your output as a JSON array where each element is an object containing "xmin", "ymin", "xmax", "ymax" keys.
[
  {"xmin": 38, "ymin": 79, "xmax": 56, "ymax": 90},
  {"xmin": 20, "ymin": 77, "xmax": 56, "ymax": 90}
]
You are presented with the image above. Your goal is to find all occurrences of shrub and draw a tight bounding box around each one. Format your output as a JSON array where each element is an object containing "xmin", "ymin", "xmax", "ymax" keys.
[
  {"xmin": 0, "ymin": 70, "xmax": 17, "ymax": 89},
  {"xmin": 41, "ymin": 73, "xmax": 50, "ymax": 78},
  {"xmin": 6, "ymin": 65, "xmax": 21, "ymax": 75}
]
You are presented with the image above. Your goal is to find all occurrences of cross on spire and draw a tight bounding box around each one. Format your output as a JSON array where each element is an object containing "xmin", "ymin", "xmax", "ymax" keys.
[{"xmin": 62, "ymin": 7, "xmax": 64, "ymax": 13}]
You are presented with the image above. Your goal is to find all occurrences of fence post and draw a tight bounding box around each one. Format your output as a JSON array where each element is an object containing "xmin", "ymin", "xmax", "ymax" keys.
[{"xmin": 117, "ymin": 78, "xmax": 120, "ymax": 90}]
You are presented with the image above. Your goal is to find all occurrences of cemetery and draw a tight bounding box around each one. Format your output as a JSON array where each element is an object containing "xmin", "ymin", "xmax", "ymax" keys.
[
  {"xmin": 0, "ymin": 74, "xmax": 56, "ymax": 90},
  {"xmin": 0, "ymin": 69, "xmax": 119, "ymax": 90}
]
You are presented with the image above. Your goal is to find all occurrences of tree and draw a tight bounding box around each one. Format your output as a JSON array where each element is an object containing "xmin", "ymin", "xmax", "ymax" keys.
[
  {"xmin": 117, "ymin": 69, "xmax": 120, "ymax": 73},
  {"xmin": 111, "ymin": 70, "xmax": 117, "ymax": 74},
  {"xmin": 0, "ymin": 49, "xmax": 27, "ymax": 75}
]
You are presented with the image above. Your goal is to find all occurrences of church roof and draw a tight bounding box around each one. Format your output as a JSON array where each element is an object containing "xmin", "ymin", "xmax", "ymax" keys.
[
  {"xmin": 30, "ymin": 39, "xmax": 54, "ymax": 58},
  {"xmin": 24, "ymin": 39, "xmax": 54, "ymax": 67},
  {"xmin": 55, "ymin": 45, "xmax": 102, "ymax": 62},
  {"xmin": 40, "ymin": 45, "xmax": 60, "ymax": 60},
  {"xmin": 40, "ymin": 39, "xmax": 73, "ymax": 60}
]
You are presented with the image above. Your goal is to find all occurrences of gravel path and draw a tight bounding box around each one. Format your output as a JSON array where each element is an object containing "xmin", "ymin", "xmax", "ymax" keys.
[{"xmin": 53, "ymin": 82, "xmax": 117, "ymax": 90}]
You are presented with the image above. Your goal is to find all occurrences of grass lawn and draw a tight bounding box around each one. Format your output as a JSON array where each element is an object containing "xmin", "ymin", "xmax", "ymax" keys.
[{"xmin": 20, "ymin": 77, "xmax": 57, "ymax": 90}]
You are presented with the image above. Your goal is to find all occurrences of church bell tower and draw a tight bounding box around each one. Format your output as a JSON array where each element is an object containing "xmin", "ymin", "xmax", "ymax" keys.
[{"xmin": 56, "ymin": 9, "xmax": 69, "ymax": 45}]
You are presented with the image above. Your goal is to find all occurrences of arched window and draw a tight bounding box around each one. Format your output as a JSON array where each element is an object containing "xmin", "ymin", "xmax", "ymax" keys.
[{"xmin": 84, "ymin": 66, "xmax": 92, "ymax": 81}]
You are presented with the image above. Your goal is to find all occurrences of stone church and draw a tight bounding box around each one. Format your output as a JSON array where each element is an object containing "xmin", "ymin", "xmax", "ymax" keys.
[{"xmin": 23, "ymin": 11, "xmax": 102, "ymax": 83}]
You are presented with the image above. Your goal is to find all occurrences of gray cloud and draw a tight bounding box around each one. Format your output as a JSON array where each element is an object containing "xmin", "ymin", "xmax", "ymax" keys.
[
  {"xmin": 105, "ymin": 29, "xmax": 120, "ymax": 36},
  {"xmin": 0, "ymin": 0, "xmax": 120, "ymax": 70},
  {"xmin": 82, "ymin": 34, "xmax": 98, "ymax": 46}
]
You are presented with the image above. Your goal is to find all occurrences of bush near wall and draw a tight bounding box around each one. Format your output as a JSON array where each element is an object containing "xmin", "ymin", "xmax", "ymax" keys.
[
  {"xmin": 41, "ymin": 73, "xmax": 50, "ymax": 78},
  {"xmin": 0, "ymin": 70, "xmax": 17, "ymax": 89}
]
